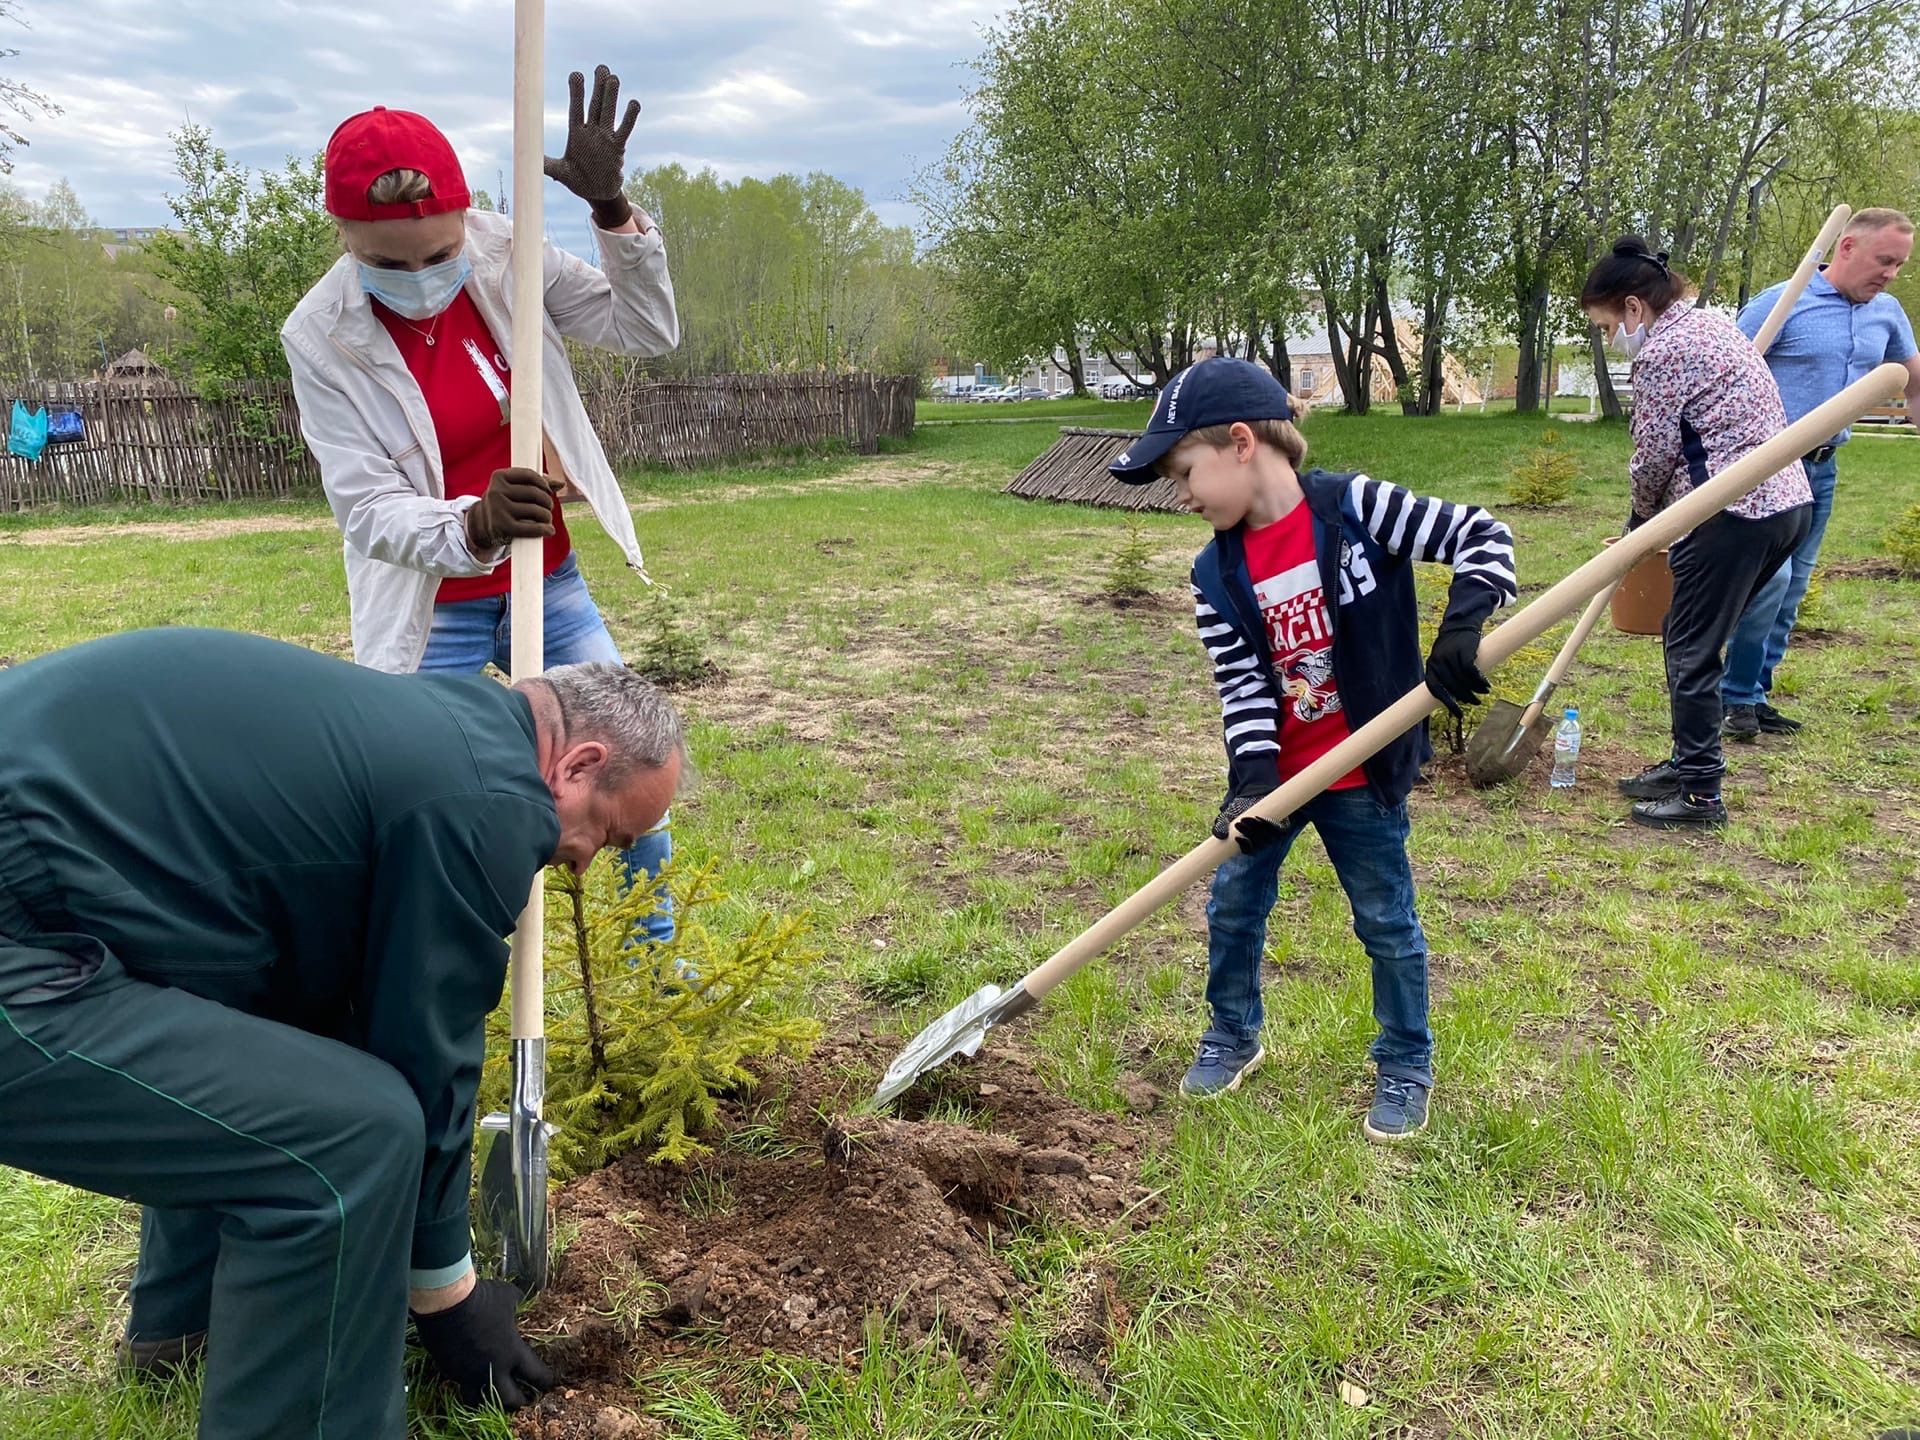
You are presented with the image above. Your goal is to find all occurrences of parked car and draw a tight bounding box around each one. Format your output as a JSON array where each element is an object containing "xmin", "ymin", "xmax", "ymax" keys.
[
  {"xmin": 1014, "ymin": 386, "xmax": 1048, "ymax": 401},
  {"xmin": 1098, "ymin": 376, "xmax": 1154, "ymax": 400}
]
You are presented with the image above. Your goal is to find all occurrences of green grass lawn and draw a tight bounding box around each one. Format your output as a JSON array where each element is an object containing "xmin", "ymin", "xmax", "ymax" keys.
[{"xmin": 3, "ymin": 405, "xmax": 1918, "ymax": 1438}]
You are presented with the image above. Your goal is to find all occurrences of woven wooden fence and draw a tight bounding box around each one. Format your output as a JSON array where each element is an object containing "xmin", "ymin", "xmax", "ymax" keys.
[
  {"xmin": 0, "ymin": 372, "xmax": 919, "ymax": 513},
  {"xmin": 1003, "ymin": 427, "xmax": 1183, "ymax": 513}
]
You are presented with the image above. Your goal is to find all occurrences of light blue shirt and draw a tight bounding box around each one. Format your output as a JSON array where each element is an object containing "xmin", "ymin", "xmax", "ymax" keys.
[{"xmin": 1736, "ymin": 270, "xmax": 1916, "ymax": 446}]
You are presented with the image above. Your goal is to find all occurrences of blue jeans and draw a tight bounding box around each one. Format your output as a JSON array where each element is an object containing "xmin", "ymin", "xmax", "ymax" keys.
[
  {"xmin": 1204, "ymin": 788, "xmax": 1433, "ymax": 1087},
  {"xmin": 1722, "ymin": 454, "xmax": 1838, "ymax": 706},
  {"xmin": 418, "ymin": 555, "xmax": 673, "ymax": 943}
]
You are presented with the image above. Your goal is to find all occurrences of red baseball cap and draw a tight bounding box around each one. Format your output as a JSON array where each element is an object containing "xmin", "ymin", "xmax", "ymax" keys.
[{"xmin": 324, "ymin": 106, "xmax": 472, "ymax": 221}]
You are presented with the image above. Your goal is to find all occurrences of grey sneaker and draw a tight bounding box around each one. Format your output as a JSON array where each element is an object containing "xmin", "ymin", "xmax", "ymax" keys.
[
  {"xmin": 1180, "ymin": 1030, "xmax": 1265, "ymax": 1097},
  {"xmin": 1630, "ymin": 791, "xmax": 1728, "ymax": 830},
  {"xmin": 117, "ymin": 1330, "xmax": 207, "ymax": 1382},
  {"xmin": 1618, "ymin": 758, "xmax": 1682, "ymax": 799},
  {"xmin": 1364, "ymin": 1074, "xmax": 1430, "ymax": 1143},
  {"xmin": 1722, "ymin": 705, "xmax": 1761, "ymax": 742}
]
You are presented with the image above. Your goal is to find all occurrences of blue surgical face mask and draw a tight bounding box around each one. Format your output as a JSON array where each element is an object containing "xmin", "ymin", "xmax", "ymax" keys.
[{"xmin": 357, "ymin": 251, "xmax": 472, "ymax": 320}]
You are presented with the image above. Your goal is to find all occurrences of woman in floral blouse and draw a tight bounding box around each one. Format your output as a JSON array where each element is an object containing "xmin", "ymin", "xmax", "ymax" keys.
[{"xmin": 1579, "ymin": 237, "xmax": 1812, "ymax": 831}]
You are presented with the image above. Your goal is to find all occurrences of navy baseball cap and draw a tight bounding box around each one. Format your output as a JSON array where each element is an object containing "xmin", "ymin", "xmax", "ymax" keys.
[{"xmin": 1108, "ymin": 356, "xmax": 1294, "ymax": 484}]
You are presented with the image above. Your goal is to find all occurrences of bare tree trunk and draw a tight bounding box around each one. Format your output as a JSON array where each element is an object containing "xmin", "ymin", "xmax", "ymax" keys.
[
  {"xmin": 1514, "ymin": 270, "xmax": 1551, "ymax": 416},
  {"xmin": 1590, "ymin": 327, "xmax": 1624, "ymax": 419}
]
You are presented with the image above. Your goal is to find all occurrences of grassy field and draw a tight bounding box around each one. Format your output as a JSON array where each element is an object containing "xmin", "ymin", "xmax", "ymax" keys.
[{"xmin": 2, "ymin": 405, "xmax": 1918, "ymax": 1438}]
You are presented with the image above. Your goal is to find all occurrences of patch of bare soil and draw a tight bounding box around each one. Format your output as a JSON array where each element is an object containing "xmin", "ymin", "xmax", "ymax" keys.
[
  {"xmin": 514, "ymin": 1037, "xmax": 1160, "ymax": 1436},
  {"xmin": 627, "ymin": 458, "xmax": 960, "ymax": 513},
  {"xmin": 1823, "ymin": 558, "xmax": 1914, "ymax": 581},
  {"xmin": 0, "ymin": 513, "xmax": 334, "ymax": 546}
]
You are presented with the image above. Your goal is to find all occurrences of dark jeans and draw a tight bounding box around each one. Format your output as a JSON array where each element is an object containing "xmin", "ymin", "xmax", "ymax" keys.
[
  {"xmin": 1664, "ymin": 505, "xmax": 1813, "ymax": 793},
  {"xmin": 1204, "ymin": 788, "xmax": 1433, "ymax": 1087}
]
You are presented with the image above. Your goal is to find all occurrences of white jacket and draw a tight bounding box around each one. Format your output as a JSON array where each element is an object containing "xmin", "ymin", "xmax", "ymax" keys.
[{"xmin": 281, "ymin": 210, "xmax": 679, "ymax": 673}]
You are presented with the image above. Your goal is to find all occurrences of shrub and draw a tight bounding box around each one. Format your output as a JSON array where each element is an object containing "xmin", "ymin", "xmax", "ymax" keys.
[
  {"xmin": 630, "ymin": 584, "xmax": 718, "ymax": 688},
  {"xmin": 1505, "ymin": 429, "xmax": 1579, "ymax": 507},
  {"xmin": 1104, "ymin": 521, "xmax": 1154, "ymax": 603},
  {"xmin": 1885, "ymin": 502, "xmax": 1920, "ymax": 577}
]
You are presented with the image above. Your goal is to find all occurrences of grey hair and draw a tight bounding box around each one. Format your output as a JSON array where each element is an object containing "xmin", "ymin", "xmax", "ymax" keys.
[
  {"xmin": 366, "ymin": 167, "xmax": 434, "ymax": 206},
  {"xmin": 539, "ymin": 663, "xmax": 690, "ymax": 791}
]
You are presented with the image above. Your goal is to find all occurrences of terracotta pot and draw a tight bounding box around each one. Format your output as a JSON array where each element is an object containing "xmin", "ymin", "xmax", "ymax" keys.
[{"xmin": 1603, "ymin": 535, "xmax": 1672, "ymax": 635}]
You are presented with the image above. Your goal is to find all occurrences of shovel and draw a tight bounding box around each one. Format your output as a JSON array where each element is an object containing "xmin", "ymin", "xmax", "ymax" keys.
[
  {"xmin": 1460, "ymin": 201, "xmax": 1852, "ymax": 791},
  {"xmin": 871, "ymin": 362, "xmax": 1910, "ymax": 1109},
  {"xmin": 476, "ymin": 0, "xmax": 553, "ymax": 1294},
  {"xmin": 1464, "ymin": 582, "xmax": 1615, "ymax": 786}
]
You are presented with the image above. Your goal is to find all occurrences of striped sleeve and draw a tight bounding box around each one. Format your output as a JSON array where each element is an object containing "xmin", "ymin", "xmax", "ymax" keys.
[
  {"xmin": 1346, "ymin": 474, "xmax": 1517, "ymax": 612},
  {"xmin": 1192, "ymin": 581, "xmax": 1279, "ymax": 772}
]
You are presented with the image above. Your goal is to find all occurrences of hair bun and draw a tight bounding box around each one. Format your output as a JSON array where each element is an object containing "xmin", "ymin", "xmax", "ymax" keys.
[{"xmin": 1612, "ymin": 235, "xmax": 1651, "ymax": 259}]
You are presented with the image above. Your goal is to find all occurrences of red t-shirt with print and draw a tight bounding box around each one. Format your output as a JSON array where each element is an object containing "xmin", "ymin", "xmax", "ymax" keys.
[
  {"xmin": 375, "ymin": 290, "xmax": 570, "ymax": 603},
  {"xmin": 1242, "ymin": 503, "xmax": 1367, "ymax": 790}
]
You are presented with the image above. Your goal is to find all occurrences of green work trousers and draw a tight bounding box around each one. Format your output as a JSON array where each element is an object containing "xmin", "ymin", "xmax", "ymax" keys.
[{"xmin": 0, "ymin": 935, "xmax": 419, "ymax": 1440}]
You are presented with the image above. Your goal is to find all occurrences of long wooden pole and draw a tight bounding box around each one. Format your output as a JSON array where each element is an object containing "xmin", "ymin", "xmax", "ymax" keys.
[
  {"xmin": 1750, "ymin": 203, "xmax": 1850, "ymax": 355},
  {"xmin": 505, "ymin": 0, "xmax": 549, "ymax": 1292}
]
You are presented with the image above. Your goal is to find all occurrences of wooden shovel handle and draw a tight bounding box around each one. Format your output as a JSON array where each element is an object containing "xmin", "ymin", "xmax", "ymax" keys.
[
  {"xmin": 1014, "ymin": 363, "xmax": 1911, "ymax": 1005},
  {"xmin": 508, "ymin": 0, "xmax": 547, "ymax": 1044},
  {"xmin": 1750, "ymin": 203, "xmax": 1850, "ymax": 356},
  {"xmin": 1513, "ymin": 581, "xmax": 1617, "ymax": 732}
]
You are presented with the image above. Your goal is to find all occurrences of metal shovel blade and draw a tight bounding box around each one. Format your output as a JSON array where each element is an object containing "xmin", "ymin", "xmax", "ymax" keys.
[
  {"xmin": 474, "ymin": 1037, "xmax": 553, "ymax": 1292},
  {"xmin": 1465, "ymin": 698, "xmax": 1555, "ymax": 787},
  {"xmin": 870, "ymin": 982, "xmax": 1038, "ymax": 1109}
]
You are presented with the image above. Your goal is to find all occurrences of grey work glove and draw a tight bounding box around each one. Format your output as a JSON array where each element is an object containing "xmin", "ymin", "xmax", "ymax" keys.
[
  {"xmin": 544, "ymin": 64, "xmax": 640, "ymax": 230},
  {"xmin": 1213, "ymin": 780, "xmax": 1286, "ymax": 855},
  {"xmin": 465, "ymin": 466, "xmax": 555, "ymax": 553},
  {"xmin": 412, "ymin": 1278, "xmax": 556, "ymax": 1412}
]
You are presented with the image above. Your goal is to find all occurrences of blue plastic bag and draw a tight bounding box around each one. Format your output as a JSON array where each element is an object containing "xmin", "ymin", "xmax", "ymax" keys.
[
  {"xmin": 8, "ymin": 400, "xmax": 48, "ymax": 461},
  {"xmin": 47, "ymin": 408, "xmax": 84, "ymax": 445}
]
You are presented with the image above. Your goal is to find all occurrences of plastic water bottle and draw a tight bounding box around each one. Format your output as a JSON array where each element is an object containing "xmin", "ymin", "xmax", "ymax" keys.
[{"xmin": 1550, "ymin": 707, "xmax": 1581, "ymax": 789}]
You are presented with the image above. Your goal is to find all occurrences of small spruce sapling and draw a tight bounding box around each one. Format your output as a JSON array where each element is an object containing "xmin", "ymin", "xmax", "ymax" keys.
[
  {"xmin": 1505, "ymin": 429, "xmax": 1579, "ymax": 507},
  {"xmin": 482, "ymin": 855, "xmax": 820, "ymax": 1177}
]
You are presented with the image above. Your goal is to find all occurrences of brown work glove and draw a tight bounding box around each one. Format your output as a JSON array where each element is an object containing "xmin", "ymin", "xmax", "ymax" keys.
[
  {"xmin": 465, "ymin": 467, "xmax": 555, "ymax": 553},
  {"xmin": 544, "ymin": 64, "xmax": 640, "ymax": 230}
]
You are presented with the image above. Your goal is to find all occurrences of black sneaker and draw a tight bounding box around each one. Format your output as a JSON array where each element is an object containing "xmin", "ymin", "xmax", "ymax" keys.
[
  {"xmin": 1722, "ymin": 705, "xmax": 1761, "ymax": 743},
  {"xmin": 1631, "ymin": 791, "xmax": 1728, "ymax": 830},
  {"xmin": 1618, "ymin": 759, "xmax": 1682, "ymax": 799},
  {"xmin": 1754, "ymin": 701, "xmax": 1802, "ymax": 735}
]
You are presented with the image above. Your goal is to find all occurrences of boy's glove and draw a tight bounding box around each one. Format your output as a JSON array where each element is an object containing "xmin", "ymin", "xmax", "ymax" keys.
[
  {"xmin": 1213, "ymin": 782, "xmax": 1286, "ymax": 854},
  {"xmin": 1424, "ymin": 620, "xmax": 1490, "ymax": 720},
  {"xmin": 466, "ymin": 467, "xmax": 556, "ymax": 553},
  {"xmin": 544, "ymin": 64, "xmax": 640, "ymax": 230},
  {"xmin": 413, "ymin": 1278, "xmax": 555, "ymax": 1411}
]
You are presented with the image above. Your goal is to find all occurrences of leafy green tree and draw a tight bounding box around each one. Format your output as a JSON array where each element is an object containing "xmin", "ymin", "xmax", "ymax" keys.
[{"xmin": 146, "ymin": 126, "xmax": 339, "ymax": 383}]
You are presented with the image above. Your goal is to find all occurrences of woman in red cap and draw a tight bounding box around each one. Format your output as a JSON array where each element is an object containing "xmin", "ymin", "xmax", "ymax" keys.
[{"xmin": 282, "ymin": 64, "xmax": 680, "ymax": 950}]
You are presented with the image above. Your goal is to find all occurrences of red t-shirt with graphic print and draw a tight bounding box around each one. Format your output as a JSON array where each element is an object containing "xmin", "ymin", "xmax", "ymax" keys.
[
  {"xmin": 1242, "ymin": 503, "xmax": 1366, "ymax": 790},
  {"xmin": 375, "ymin": 290, "xmax": 570, "ymax": 603}
]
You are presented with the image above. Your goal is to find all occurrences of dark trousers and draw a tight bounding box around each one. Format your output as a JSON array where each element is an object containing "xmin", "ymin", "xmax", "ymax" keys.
[
  {"xmin": 1664, "ymin": 505, "xmax": 1813, "ymax": 793},
  {"xmin": 0, "ymin": 935, "xmax": 419, "ymax": 1440}
]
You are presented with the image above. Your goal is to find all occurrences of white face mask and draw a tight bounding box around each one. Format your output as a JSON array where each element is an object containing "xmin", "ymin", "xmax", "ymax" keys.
[
  {"xmin": 357, "ymin": 251, "xmax": 472, "ymax": 320},
  {"xmin": 1611, "ymin": 317, "xmax": 1649, "ymax": 359}
]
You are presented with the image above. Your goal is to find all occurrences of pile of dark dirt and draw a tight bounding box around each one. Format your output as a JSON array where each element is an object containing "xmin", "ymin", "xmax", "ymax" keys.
[{"xmin": 515, "ymin": 1036, "xmax": 1163, "ymax": 1437}]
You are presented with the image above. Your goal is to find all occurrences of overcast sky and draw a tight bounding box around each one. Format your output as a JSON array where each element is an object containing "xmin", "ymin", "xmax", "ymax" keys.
[{"xmin": 4, "ymin": 0, "xmax": 1009, "ymax": 254}]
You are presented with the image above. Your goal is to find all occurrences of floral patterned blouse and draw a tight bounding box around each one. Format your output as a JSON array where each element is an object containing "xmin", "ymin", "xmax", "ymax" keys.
[{"xmin": 1629, "ymin": 301, "xmax": 1813, "ymax": 525}]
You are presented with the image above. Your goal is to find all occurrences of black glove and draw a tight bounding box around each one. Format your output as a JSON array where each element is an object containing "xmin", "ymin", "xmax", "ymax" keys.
[
  {"xmin": 1624, "ymin": 510, "xmax": 1649, "ymax": 533},
  {"xmin": 466, "ymin": 467, "xmax": 556, "ymax": 552},
  {"xmin": 1213, "ymin": 783, "xmax": 1286, "ymax": 854},
  {"xmin": 413, "ymin": 1278, "xmax": 555, "ymax": 1412},
  {"xmin": 544, "ymin": 64, "xmax": 640, "ymax": 230},
  {"xmin": 1424, "ymin": 620, "xmax": 1490, "ymax": 720}
]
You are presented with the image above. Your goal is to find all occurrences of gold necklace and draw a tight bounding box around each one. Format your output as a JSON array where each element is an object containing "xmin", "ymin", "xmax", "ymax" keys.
[{"xmin": 397, "ymin": 311, "xmax": 443, "ymax": 348}]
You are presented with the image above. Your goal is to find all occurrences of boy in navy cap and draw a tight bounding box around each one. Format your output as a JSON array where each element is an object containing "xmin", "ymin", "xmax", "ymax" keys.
[{"xmin": 1111, "ymin": 357, "xmax": 1516, "ymax": 1140}]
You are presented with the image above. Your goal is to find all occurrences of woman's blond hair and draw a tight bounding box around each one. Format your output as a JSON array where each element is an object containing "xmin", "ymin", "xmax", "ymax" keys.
[{"xmin": 365, "ymin": 168, "xmax": 434, "ymax": 206}]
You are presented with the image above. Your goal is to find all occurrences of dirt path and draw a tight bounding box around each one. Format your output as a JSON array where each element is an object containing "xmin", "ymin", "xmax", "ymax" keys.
[{"xmin": 0, "ymin": 458, "xmax": 963, "ymax": 547}]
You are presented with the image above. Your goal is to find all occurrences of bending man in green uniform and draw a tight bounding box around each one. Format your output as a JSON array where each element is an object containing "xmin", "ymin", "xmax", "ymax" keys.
[{"xmin": 0, "ymin": 627, "xmax": 686, "ymax": 1439}]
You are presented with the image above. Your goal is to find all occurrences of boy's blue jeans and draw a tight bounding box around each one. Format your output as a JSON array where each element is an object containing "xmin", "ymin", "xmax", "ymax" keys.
[
  {"xmin": 417, "ymin": 555, "xmax": 674, "ymax": 944},
  {"xmin": 1204, "ymin": 788, "xmax": 1433, "ymax": 1088}
]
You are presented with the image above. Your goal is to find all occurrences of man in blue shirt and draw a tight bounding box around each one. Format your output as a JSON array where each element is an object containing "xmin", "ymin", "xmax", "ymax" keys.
[{"xmin": 1724, "ymin": 208, "xmax": 1920, "ymax": 738}]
